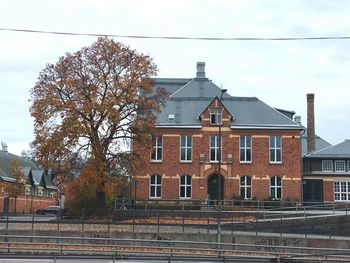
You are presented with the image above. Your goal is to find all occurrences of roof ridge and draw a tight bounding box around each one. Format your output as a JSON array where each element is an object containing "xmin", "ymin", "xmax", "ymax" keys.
[
  {"xmin": 259, "ymin": 99, "xmax": 301, "ymax": 127},
  {"xmin": 169, "ymin": 79, "xmax": 194, "ymax": 98}
]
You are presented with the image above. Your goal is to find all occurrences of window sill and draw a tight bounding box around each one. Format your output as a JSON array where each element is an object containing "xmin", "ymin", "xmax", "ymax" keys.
[
  {"xmin": 240, "ymin": 161, "xmax": 252, "ymax": 164},
  {"xmin": 150, "ymin": 160, "xmax": 163, "ymax": 163},
  {"xmin": 180, "ymin": 161, "xmax": 192, "ymax": 164},
  {"xmin": 149, "ymin": 197, "xmax": 162, "ymax": 199},
  {"xmin": 269, "ymin": 161, "xmax": 282, "ymax": 165}
]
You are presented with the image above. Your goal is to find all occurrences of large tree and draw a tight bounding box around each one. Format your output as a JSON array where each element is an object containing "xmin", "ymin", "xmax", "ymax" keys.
[{"xmin": 30, "ymin": 37, "xmax": 168, "ymax": 212}]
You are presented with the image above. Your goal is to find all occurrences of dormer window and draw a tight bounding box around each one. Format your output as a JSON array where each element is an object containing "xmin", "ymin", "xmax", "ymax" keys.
[{"xmin": 210, "ymin": 109, "xmax": 222, "ymax": 125}]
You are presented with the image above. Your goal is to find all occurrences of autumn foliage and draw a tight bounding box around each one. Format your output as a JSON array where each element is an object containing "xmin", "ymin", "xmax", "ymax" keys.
[
  {"xmin": 29, "ymin": 37, "xmax": 168, "ymax": 211},
  {"xmin": 65, "ymin": 158, "xmax": 126, "ymax": 215},
  {"xmin": 2, "ymin": 159, "xmax": 25, "ymax": 214}
]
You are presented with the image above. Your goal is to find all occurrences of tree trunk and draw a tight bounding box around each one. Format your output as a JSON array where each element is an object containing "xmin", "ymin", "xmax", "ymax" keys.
[
  {"xmin": 14, "ymin": 197, "xmax": 17, "ymax": 215},
  {"xmin": 96, "ymin": 189, "xmax": 107, "ymax": 216}
]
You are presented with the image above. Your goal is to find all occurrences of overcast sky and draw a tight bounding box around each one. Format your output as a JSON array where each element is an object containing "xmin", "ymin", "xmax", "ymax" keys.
[{"xmin": 1, "ymin": 0, "xmax": 350, "ymax": 155}]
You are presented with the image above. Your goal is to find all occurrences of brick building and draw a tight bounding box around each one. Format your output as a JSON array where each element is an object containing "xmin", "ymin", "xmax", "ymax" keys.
[
  {"xmin": 133, "ymin": 62, "xmax": 303, "ymax": 202},
  {"xmin": 303, "ymin": 140, "xmax": 350, "ymax": 203},
  {"xmin": 301, "ymin": 94, "xmax": 350, "ymax": 203},
  {"xmin": 0, "ymin": 144, "xmax": 57, "ymax": 213}
]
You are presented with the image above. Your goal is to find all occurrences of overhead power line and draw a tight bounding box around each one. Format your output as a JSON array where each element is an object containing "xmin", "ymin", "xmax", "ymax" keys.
[{"xmin": 1, "ymin": 27, "xmax": 350, "ymax": 41}]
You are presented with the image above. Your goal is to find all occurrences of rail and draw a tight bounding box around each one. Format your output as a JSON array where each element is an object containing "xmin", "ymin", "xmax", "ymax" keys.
[{"xmin": 1, "ymin": 234, "xmax": 350, "ymax": 262}]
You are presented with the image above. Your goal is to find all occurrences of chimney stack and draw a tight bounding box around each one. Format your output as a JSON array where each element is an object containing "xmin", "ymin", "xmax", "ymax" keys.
[
  {"xmin": 307, "ymin": 93, "xmax": 316, "ymax": 153},
  {"xmin": 1, "ymin": 142, "xmax": 8, "ymax": 152},
  {"xmin": 196, "ymin": 62, "xmax": 206, "ymax": 78},
  {"xmin": 294, "ymin": 115, "xmax": 301, "ymax": 125}
]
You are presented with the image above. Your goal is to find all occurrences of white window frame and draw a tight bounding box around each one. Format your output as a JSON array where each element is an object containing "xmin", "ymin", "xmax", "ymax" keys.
[
  {"xmin": 180, "ymin": 135, "xmax": 192, "ymax": 162},
  {"xmin": 322, "ymin": 160, "xmax": 333, "ymax": 172},
  {"xmin": 150, "ymin": 136, "xmax": 163, "ymax": 162},
  {"xmin": 210, "ymin": 109, "xmax": 222, "ymax": 125},
  {"xmin": 270, "ymin": 176, "xmax": 282, "ymax": 200},
  {"xmin": 240, "ymin": 176, "xmax": 252, "ymax": 200},
  {"xmin": 149, "ymin": 174, "xmax": 162, "ymax": 198},
  {"xmin": 240, "ymin": 136, "xmax": 252, "ymax": 163},
  {"xmin": 179, "ymin": 174, "xmax": 192, "ymax": 199},
  {"xmin": 334, "ymin": 181, "xmax": 350, "ymax": 201},
  {"xmin": 269, "ymin": 136, "xmax": 282, "ymax": 163},
  {"xmin": 335, "ymin": 160, "xmax": 346, "ymax": 172},
  {"xmin": 209, "ymin": 135, "xmax": 221, "ymax": 162}
]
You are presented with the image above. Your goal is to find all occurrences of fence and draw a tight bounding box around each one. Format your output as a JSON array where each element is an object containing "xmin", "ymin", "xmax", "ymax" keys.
[
  {"xmin": 1, "ymin": 234, "xmax": 350, "ymax": 262},
  {"xmin": 1, "ymin": 207, "xmax": 350, "ymax": 239}
]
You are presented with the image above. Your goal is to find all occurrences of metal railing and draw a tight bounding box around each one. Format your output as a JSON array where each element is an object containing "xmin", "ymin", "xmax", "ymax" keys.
[{"xmin": 1, "ymin": 234, "xmax": 350, "ymax": 262}]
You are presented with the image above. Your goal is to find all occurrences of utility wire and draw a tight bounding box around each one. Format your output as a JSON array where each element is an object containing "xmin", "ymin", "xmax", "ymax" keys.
[{"xmin": 1, "ymin": 27, "xmax": 350, "ymax": 41}]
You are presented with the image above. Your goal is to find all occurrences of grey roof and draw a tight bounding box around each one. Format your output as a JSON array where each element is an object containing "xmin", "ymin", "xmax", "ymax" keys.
[
  {"xmin": 0, "ymin": 150, "xmax": 37, "ymax": 181},
  {"xmin": 155, "ymin": 71, "xmax": 301, "ymax": 130},
  {"xmin": 171, "ymin": 79, "xmax": 231, "ymax": 99},
  {"xmin": 307, "ymin": 139, "xmax": 350, "ymax": 158},
  {"xmin": 275, "ymin": 108, "xmax": 296, "ymax": 120},
  {"xmin": 153, "ymin": 78, "xmax": 191, "ymax": 95},
  {"xmin": 301, "ymin": 129, "xmax": 332, "ymax": 155},
  {"xmin": 31, "ymin": 169, "xmax": 44, "ymax": 186},
  {"xmin": 0, "ymin": 150, "xmax": 57, "ymax": 189}
]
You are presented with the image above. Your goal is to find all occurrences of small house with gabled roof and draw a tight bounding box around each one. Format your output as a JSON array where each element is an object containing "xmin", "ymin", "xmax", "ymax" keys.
[
  {"xmin": 0, "ymin": 145, "xmax": 57, "ymax": 213},
  {"xmin": 133, "ymin": 62, "xmax": 303, "ymax": 202}
]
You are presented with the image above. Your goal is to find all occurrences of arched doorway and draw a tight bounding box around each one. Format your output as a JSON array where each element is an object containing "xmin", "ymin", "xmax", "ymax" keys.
[{"xmin": 207, "ymin": 173, "xmax": 224, "ymax": 204}]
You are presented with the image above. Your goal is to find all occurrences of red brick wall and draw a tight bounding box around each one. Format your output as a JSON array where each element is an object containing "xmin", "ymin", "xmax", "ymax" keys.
[
  {"xmin": 323, "ymin": 180, "xmax": 334, "ymax": 201},
  {"xmin": 133, "ymin": 100, "xmax": 302, "ymax": 202},
  {"xmin": 0, "ymin": 195, "xmax": 56, "ymax": 214}
]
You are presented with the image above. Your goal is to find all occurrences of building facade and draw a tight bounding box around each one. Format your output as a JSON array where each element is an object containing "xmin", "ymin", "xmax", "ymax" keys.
[
  {"xmin": 0, "ymin": 144, "xmax": 57, "ymax": 213},
  {"xmin": 133, "ymin": 62, "xmax": 303, "ymax": 202},
  {"xmin": 303, "ymin": 140, "xmax": 350, "ymax": 203}
]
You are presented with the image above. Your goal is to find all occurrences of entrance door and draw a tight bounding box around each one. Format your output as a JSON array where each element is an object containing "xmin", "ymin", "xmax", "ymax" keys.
[
  {"xmin": 303, "ymin": 179, "xmax": 323, "ymax": 205},
  {"xmin": 208, "ymin": 173, "xmax": 224, "ymax": 204}
]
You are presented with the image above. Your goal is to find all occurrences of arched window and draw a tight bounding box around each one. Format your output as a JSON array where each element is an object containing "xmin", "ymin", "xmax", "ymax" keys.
[
  {"xmin": 150, "ymin": 174, "xmax": 162, "ymax": 198},
  {"xmin": 270, "ymin": 176, "xmax": 282, "ymax": 200},
  {"xmin": 240, "ymin": 176, "xmax": 252, "ymax": 199},
  {"xmin": 180, "ymin": 175, "xmax": 192, "ymax": 199}
]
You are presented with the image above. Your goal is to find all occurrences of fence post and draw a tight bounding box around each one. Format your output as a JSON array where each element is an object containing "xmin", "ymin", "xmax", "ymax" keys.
[
  {"xmin": 207, "ymin": 212, "xmax": 210, "ymax": 235},
  {"xmin": 31, "ymin": 212, "xmax": 34, "ymax": 231},
  {"xmin": 5, "ymin": 213, "xmax": 9, "ymax": 233},
  {"xmin": 133, "ymin": 207, "xmax": 135, "ymax": 233},
  {"xmin": 347, "ymin": 202, "xmax": 348, "ymax": 216},
  {"xmin": 157, "ymin": 212, "xmax": 160, "ymax": 234},
  {"xmin": 57, "ymin": 214, "xmax": 60, "ymax": 231},
  {"xmin": 182, "ymin": 215, "xmax": 185, "ymax": 235},
  {"xmin": 5, "ymin": 213, "xmax": 9, "ymax": 252},
  {"xmin": 263, "ymin": 209, "xmax": 265, "ymax": 222}
]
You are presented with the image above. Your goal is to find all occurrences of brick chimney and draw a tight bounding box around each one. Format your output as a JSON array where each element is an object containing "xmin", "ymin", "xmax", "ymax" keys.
[
  {"xmin": 196, "ymin": 62, "xmax": 206, "ymax": 78},
  {"xmin": 307, "ymin": 93, "xmax": 316, "ymax": 153}
]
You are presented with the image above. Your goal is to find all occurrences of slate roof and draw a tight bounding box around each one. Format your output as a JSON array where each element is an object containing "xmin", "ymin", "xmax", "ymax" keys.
[
  {"xmin": 153, "ymin": 78, "xmax": 192, "ymax": 95},
  {"xmin": 155, "ymin": 63, "xmax": 301, "ymax": 130},
  {"xmin": 301, "ymin": 129, "xmax": 332, "ymax": 156},
  {"xmin": 306, "ymin": 140, "xmax": 350, "ymax": 158},
  {"xmin": 0, "ymin": 150, "xmax": 57, "ymax": 189}
]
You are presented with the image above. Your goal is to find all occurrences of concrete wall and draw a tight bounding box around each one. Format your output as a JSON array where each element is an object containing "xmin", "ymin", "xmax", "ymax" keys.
[{"xmin": 2, "ymin": 229, "xmax": 349, "ymax": 255}]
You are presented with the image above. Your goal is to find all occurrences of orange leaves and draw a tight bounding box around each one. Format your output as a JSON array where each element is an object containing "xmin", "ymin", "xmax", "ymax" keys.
[
  {"xmin": 30, "ymin": 37, "xmax": 169, "ymax": 208},
  {"xmin": 5, "ymin": 158, "xmax": 25, "ymax": 197}
]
